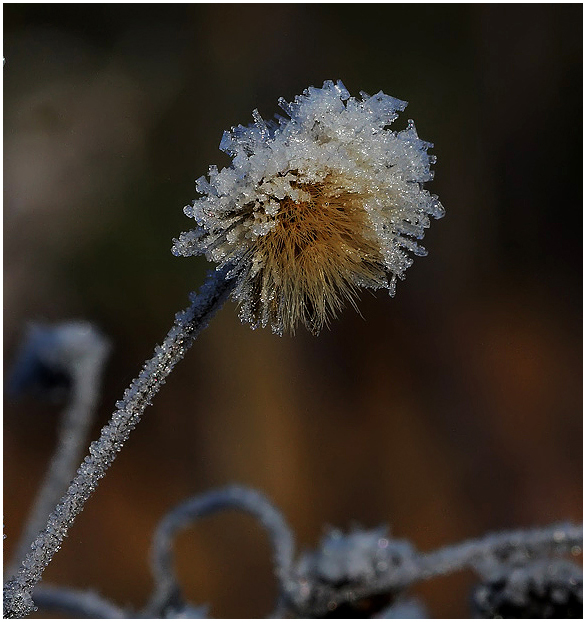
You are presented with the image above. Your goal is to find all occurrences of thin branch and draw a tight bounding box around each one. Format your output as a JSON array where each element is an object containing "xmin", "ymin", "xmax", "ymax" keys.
[
  {"xmin": 413, "ymin": 521, "xmax": 583, "ymax": 581},
  {"xmin": 146, "ymin": 485, "xmax": 295, "ymax": 617},
  {"xmin": 3, "ymin": 269, "xmax": 235, "ymax": 619}
]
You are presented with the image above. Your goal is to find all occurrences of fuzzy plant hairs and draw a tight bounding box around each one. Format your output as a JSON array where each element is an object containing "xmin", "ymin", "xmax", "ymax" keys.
[{"xmin": 173, "ymin": 80, "xmax": 444, "ymax": 334}]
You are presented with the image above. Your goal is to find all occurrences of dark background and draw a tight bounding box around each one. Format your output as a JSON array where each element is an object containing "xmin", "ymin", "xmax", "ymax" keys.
[{"xmin": 4, "ymin": 4, "xmax": 582, "ymax": 618}]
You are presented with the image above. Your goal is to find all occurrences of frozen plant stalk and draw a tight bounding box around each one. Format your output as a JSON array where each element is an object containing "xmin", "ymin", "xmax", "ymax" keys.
[
  {"xmin": 174, "ymin": 79, "xmax": 444, "ymax": 334},
  {"xmin": 3, "ymin": 271, "xmax": 234, "ymax": 618},
  {"xmin": 4, "ymin": 81, "xmax": 443, "ymax": 618}
]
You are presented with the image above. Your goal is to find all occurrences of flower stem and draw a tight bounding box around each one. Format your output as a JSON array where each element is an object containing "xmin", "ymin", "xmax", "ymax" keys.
[{"xmin": 3, "ymin": 269, "xmax": 234, "ymax": 619}]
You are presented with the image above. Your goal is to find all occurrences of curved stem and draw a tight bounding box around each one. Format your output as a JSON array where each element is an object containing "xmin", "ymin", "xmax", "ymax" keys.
[
  {"xmin": 3, "ymin": 269, "xmax": 234, "ymax": 619},
  {"xmin": 8, "ymin": 324, "xmax": 110, "ymax": 577},
  {"xmin": 146, "ymin": 485, "xmax": 295, "ymax": 617}
]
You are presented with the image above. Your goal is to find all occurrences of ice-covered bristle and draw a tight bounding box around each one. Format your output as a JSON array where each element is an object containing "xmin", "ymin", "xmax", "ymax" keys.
[{"xmin": 173, "ymin": 80, "xmax": 444, "ymax": 334}]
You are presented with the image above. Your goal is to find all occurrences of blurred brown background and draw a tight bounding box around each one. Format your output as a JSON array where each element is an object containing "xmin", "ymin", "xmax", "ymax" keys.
[{"xmin": 3, "ymin": 4, "xmax": 582, "ymax": 618}]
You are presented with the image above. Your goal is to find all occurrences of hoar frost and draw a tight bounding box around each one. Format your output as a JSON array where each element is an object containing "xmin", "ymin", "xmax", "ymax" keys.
[{"xmin": 173, "ymin": 80, "xmax": 444, "ymax": 335}]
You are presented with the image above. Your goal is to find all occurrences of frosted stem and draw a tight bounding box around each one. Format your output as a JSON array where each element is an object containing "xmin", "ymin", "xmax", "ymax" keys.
[
  {"xmin": 146, "ymin": 485, "xmax": 295, "ymax": 617},
  {"xmin": 290, "ymin": 522, "xmax": 583, "ymax": 616},
  {"xmin": 412, "ymin": 521, "xmax": 583, "ymax": 582},
  {"xmin": 3, "ymin": 269, "xmax": 234, "ymax": 619},
  {"xmin": 8, "ymin": 324, "xmax": 110, "ymax": 577}
]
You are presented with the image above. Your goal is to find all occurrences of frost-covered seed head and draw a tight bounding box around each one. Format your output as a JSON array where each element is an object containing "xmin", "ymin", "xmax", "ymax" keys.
[{"xmin": 173, "ymin": 80, "xmax": 444, "ymax": 335}]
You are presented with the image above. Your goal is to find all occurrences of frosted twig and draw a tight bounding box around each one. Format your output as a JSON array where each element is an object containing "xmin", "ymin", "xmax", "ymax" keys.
[
  {"xmin": 7, "ymin": 323, "xmax": 110, "ymax": 577},
  {"xmin": 288, "ymin": 522, "xmax": 583, "ymax": 616},
  {"xmin": 32, "ymin": 585, "xmax": 127, "ymax": 618},
  {"xmin": 146, "ymin": 485, "xmax": 295, "ymax": 617},
  {"xmin": 3, "ymin": 268, "xmax": 235, "ymax": 619},
  {"xmin": 412, "ymin": 521, "xmax": 583, "ymax": 581}
]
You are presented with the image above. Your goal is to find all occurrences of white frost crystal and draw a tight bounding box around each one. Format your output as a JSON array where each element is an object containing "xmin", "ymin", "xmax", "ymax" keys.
[
  {"xmin": 296, "ymin": 526, "xmax": 415, "ymax": 586},
  {"xmin": 173, "ymin": 80, "xmax": 444, "ymax": 335}
]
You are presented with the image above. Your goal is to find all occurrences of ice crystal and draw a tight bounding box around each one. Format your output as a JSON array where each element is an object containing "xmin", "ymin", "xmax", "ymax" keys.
[
  {"xmin": 296, "ymin": 526, "xmax": 415, "ymax": 586},
  {"xmin": 471, "ymin": 559, "xmax": 583, "ymax": 618},
  {"xmin": 173, "ymin": 80, "xmax": 444, "ymax": 335}
]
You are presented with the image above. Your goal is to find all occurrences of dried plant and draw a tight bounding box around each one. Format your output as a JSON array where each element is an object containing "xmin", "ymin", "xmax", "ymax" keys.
[
  {"xmin": 173, "ymin": 80, "xmax": 444, "ymax": 334},
  {"xmin": 3, "ymin": 82, "xmax": 581, "ymax": 619}
]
